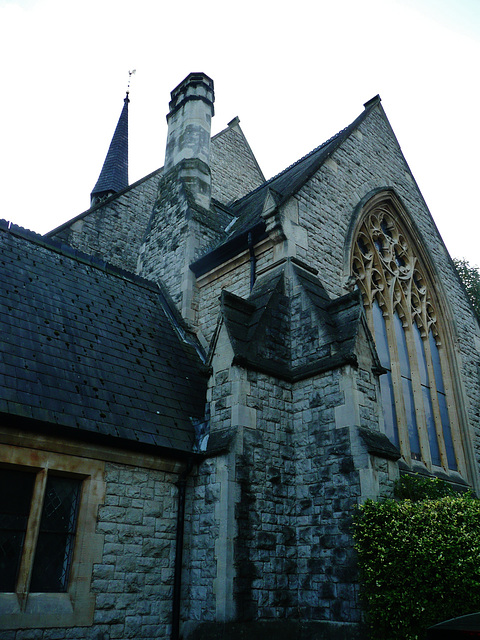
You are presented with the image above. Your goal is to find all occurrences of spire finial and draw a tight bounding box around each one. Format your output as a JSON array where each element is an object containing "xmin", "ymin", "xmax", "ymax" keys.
[{"xmin": 126, "ymin": 69, "xmax": 136, "ymax": 98}]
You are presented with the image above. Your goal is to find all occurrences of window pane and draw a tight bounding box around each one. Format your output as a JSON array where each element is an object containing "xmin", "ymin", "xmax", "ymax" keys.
[
  {"xmin": 422, "ymin": 386, "xmax": 441, "ymax": 466},
  {"xmin": 429, "ymin": 332, "xmax": 445, "ymax": 393},
  {"xmin": 0, "ymin": 469, "xmax": 35, "ymax": 592},
  {"xmin": 438, "ymin": 393, "xmax": 457, "ymax": 470},
  {"xmin": 429, "ymin": 331, "xmax": 457, "ymax": 470},
  {"xmin": 413, "ymin": 324, "xmax": 428, "ymax": 386},
  {"xmin": 413, "ymin": 324, "xmax": 441, "ymax": 466},
  {"xmin": 372, "ymin": 301, "xmax": 391, "ymax": 369},
  {"xmin": 394, "ymin": 313, "xmax": 411, "ymax": 378},
  {"xmin": 402, "ymin": 377, "xmax": 421, "ymax": 460},
  {"xmin": 380, "ymin": 373, "xmax": 399, "ymax": 448},
  {"xmin": 373, "ymin": 301, "xmax": 399, "ymax": 448},
  {"xmin": 30, "ymin": 476, "xmax": 81, "ymax": 593},
  {"xmin": 394, "ymin": 314, "xmax": 421, "ymax": 459}
]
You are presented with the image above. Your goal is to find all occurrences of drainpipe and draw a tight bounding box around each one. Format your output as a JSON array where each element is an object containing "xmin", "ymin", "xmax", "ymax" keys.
[
  {"xmin": 248, "ymin": 232, "xmax": 256, "ymax": 291},
  {"xmin": 171, "ymin": 458, "xmax": 194, "ymax": 640}
]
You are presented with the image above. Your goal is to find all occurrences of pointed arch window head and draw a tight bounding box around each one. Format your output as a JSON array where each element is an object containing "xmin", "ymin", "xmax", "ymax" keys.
[{"xmin": 351, "ymin": 197, "xmax": 461, "ymax": 472}]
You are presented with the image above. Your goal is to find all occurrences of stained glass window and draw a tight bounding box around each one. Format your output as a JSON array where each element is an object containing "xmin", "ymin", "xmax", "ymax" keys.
[{"xmin": 352, "ymin": 198, "xmax": 461, "ymax": 470}]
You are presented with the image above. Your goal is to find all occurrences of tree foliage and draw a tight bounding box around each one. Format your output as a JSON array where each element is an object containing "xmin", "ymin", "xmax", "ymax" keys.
[
  {"xmin": 453, "ymin": 258, "xmax": 480, "ymax": 318},
  {"xmin": 353, "ymin": 476, "xmax": 480, "ymax": 640}
]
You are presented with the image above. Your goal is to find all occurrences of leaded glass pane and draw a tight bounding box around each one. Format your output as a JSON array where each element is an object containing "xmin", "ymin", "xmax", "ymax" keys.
[
  {"xmin": 422, "ymin": 386, "xmax": 441, "ymax": 466},
  {"xmin": 413, "ymin": 324, "xmax": 428, "ymax": 386},
  {"xmin": 429, "ymin": 332, "xmax": 457, "ymax": 470},
  {"xmin": 379, "ymin": 373, "xmax": 399, "ymax": 448},
  {"xmin": 373, "ymin": 301, "xmax": 399, "ymax": 447},
  {"xmin": 429, "ymin": 331, "xmax": 445, "ymax": 393},
  {"xmin": 393, "ymin": 313, "xmax": 411, "ymax": 378},
  {"xmin": 401, "ymin": 377, "xmax": 421, "ymax": 459},
  {"xmin": 372, "ymin": 301, "xmax": 391, "ymax": 369},
  {"xmin": 394, "ymin": 313, "xmax": 421, "ymax": 458},
  {"xmin": 30, "ymin": 476, "xmax": 81, "ymax": 593},
  {"xmin": 438, "ymin": 393, "xmax": 457, "ymax": 470},
  {"xmin": 414, "ymin": 324, "xmax": 441, "ymax": 465},
  {"xmin": 0, "ymin": 468, "xmax": 35, "ymax": 592}
]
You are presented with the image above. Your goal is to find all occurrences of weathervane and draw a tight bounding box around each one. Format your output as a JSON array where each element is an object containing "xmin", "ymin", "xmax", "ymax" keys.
[{"xmin": 126, "ymin": 69, "xmax": 136, "ymax": 95}]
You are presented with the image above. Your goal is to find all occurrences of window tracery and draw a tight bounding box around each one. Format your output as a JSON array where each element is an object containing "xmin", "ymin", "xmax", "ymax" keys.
[{"xmin": 352, "ymin": 200, "xmax": 460, "ymax": 471}]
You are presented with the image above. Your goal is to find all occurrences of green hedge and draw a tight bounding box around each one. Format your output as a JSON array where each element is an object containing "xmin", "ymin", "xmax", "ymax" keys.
[{"xmin": 353, "ymin": 478, "xmax": 480, "ymax": 640}]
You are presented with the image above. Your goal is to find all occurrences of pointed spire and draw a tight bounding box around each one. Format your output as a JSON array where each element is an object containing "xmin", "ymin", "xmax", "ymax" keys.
[{"xmin": 90, "ymin": 92, "xmax": 129, "ymax": 206}]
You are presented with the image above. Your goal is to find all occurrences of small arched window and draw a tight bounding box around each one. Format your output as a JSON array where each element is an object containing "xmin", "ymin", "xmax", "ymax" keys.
[{"xmin": 351, "ymin": 197, "xmax": 462, "ymax": 471}]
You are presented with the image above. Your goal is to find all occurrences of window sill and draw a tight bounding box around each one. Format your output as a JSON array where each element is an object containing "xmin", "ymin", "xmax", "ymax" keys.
[{"xmin": 0, "ymin": 592, "xmax": 95, "ymax": 629}]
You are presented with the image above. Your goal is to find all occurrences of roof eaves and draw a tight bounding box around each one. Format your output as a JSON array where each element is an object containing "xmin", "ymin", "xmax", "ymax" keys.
[
  {"xmin": 0, "ymin": 412, "xmax": 202, "ymax": 460},
  {"xmin": 202, "ymin": 97, "xmax": 380, "ymax": 264},
  {"xmin": 2, "ymin": 221, "xmax": 161, "ymax": 295},
  {"xmin": 190, "ymin": 221, "xmax": 267, "ymax": 278}
]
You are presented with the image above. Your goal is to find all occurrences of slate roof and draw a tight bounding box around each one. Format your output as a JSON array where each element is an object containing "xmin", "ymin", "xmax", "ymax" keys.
[
  {"xmin": 0, "ymin": 222, "xmax": 207, "ymax": 455},
  {"xmin": 226, "ymin": 96, "xmax": 381, "ymax": 238},
  {"xmin": 220, "ymin": 260, "xmax": 367, "ymax": 381},
  {"xmin": 91, "ymin": 95, "xmax": 129, "ymax": 198},
  {"xmin": 191, "ymin": 96, "xmax": 381, "ymax": 277}
]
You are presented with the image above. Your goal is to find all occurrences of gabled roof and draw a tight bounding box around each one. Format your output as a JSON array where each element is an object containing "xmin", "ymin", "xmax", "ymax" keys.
[
  {"xmin": 0, "ymin": 222, "xmax": 207, "ymax": 455},
  {"xmin": 91, "ymin": 95, "xmax": 129, "ymax": 199},
  {"xmin": 191, "ymin": 96, "xmax": 381, "ymax": 277},
  {"xmin": 220, "ymin": 259, "xmax": 366, "ymax": 382},
  {"xmin": 227, "ymin": 95, "xmax": 381, "ymax": 237}
]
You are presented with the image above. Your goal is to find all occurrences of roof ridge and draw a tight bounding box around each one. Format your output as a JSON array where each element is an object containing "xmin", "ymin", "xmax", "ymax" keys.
[
  {"xmin": 230, "ymin": 97, "xmax": 380, "ymax": 209},
  {"xmin": 230, "ymin": 127, "xmax": 347, "ymax": 207},
  {"xmin": 0, "ymin": 219, "xmax": 159, "ymax": 293}
]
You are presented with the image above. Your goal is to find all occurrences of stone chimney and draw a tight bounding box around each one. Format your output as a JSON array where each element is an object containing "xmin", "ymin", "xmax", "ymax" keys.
[{"xmin": 164, "ymin": 73, "xmax": 215, "ymax": 210}]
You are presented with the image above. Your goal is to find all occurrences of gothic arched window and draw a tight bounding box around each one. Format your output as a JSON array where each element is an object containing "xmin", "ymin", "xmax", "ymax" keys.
[{"xmin": 351, "ymin": 197, "xmax": 463, "ymax": 472}]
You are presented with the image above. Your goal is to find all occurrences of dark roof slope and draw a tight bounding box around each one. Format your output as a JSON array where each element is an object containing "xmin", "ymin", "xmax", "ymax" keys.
[
  {"xmin": 0, "ymin": 222, "xmax": 207, "ymax": 455},
  {"xmin": 191, "ymin": 97, "xmax": 381, "ymax": 277},
  {"xmin": 227, "ymin": 96, "xmax": 381, "ymax": 238},
  {"xmin": 220, "ymin": 259, "xmax": 365, "ymax": 381}
]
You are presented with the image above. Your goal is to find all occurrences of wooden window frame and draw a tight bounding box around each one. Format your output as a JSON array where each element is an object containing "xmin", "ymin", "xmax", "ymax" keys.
[{"xmin": 0, "ymin": 443, "xmax": 105, "ymax": 630}]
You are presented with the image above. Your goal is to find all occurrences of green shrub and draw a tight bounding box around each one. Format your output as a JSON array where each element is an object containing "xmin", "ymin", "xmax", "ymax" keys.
[
  {"xmin": 353, "ymin": 480, "xmax": 480, "ymax": 640},
  {"xmin": 393, "ymin": 474, "xmax": 459, "ymax": 501}
]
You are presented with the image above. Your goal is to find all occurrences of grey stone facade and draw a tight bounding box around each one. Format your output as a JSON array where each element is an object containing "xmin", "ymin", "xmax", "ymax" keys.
[{"xmin": 3, "ymin": 73, "xmax": 480, "ymax": 640}]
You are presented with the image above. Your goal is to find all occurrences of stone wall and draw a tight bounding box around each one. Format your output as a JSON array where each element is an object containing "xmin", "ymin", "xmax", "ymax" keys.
[
  {"xmin": 210, "ymin": 121, "xmax": 265, "ymax": 205},
  {"xmin": 0, "ymin": 462, "xmax": 181, "ymax": 640},
  {"xmin": 137, "ymin": 171, "xmax": 191, "ymax": 311},
  {"xmin": 235, "ymin": 371, "xmax": 295, "ymax": 621},
  {"xmin": 292, "ymin": 369, "xmax": 362, "ymax": 625},
  {"xmin": 182, "ymin": 457, "xmax": 219, "ymax": 627},
  {"xmin": 190, "ymin": 320, "xmax": 381, "ymax": 636},
  {"xmin": 48, "ymin": 171, "xmax": 161, "ymax": 274},
  {"xmin": 195, "ymin": 242, "xmax": 274, "ymax": 344},
  {"xmin": 91, "ymin": 463, "xmax": 179, "ymax": 639}
]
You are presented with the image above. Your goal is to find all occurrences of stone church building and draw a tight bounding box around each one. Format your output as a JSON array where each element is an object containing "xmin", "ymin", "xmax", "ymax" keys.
[{"xmin": 1, "ymin": 73, "xmax": 479, "ymax": 639}]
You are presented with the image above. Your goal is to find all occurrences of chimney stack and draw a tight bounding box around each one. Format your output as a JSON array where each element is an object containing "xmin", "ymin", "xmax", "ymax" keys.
[{"xmin": 164, "ymin": 73, "xmax": 215, "ymax": 210}]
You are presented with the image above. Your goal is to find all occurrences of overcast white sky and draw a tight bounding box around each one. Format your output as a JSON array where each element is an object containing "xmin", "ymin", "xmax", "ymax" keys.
[{"xmin": 1, "ymin": 0, "xmax": 479, "ymax": 266}]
